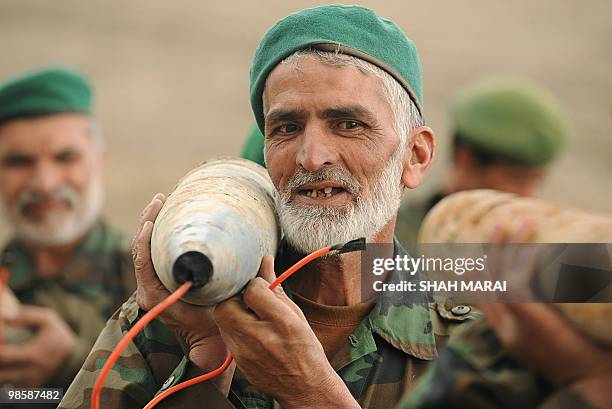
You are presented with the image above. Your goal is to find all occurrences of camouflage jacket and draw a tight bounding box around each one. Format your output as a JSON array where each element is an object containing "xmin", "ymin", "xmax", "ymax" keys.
[
  {"xmin": 2, "ymin": 221, "xmax": 135, "ymax": 391},
  {"xmin": 60, "ymin": 241, "xmax": 475, "ymax": 409},
  {"xmin": 399, "ymin": 317, "xmax": 600, "ymax": 409}
]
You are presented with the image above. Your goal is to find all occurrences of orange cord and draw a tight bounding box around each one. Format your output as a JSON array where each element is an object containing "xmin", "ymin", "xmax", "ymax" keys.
[
  {"xmin": 269, "ymin": 245, "xmax": 332, "ymax": 291},
  {"xmin": 0, "ymin": 266, "xmax": 9, "ymax": 345},
  {"xmin": 90, "ymin": 281, "xmax": 193, "ymax": 409},
  {"xmin": 142, "ymin": 354, "xmax": 234, "ymax": 409},
  {"xmin": 92, "ymin": 245, "xmax": 333, "ymax": 409},
  {"xmin": 143, "ymin": 245, "xmax": 333, "ymax": 409}
]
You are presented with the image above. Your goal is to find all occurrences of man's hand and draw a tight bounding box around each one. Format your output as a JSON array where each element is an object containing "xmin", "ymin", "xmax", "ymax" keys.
[
  {"xmin": 213, "ymin": 256, "xmax": 360, "ymax": 409},
  {"xmin": 132, "ymin": 194, "xmax": 234, "ymax": 391},
  {"xmin": 0, "ymin": 305, "xmax": 76, "ymax": 387},
  {"xmin": 482, "ymin": 217, "xmax": 612, "ymax": 407},
  {"xmin": 481, "ymin": 303, "xmax": 612, "ymax": 408}
]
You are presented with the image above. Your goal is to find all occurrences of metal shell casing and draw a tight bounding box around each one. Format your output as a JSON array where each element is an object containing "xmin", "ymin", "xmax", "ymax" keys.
[
  {"xmin": 418, "ymin": 189, "xmax": 612, "ymax": 348},
  {"xmin": 151, "ymin": 158, "xmax": 280, "ymax": 305}
]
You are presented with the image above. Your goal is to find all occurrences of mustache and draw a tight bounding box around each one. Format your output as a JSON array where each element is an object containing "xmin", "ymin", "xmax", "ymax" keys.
[
  {"xmin": 284, "ymin": 166, "xmax": 362, "ymax": 197},
  {"xmin": 15, "ymin": 188, "xmax": 80, "ymax": 212}
]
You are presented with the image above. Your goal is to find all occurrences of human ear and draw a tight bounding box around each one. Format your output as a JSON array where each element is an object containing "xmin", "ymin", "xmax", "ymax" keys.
[{"xmin": 401, "ymin": 126, "xmax": 436, "ymax": 189}]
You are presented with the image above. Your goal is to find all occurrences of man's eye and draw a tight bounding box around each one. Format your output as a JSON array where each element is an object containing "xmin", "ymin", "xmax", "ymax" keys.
[
  {"xmin": 338, "ymin": 120, "xmax": 362, "ymax": 130},
  {"xmin": 276, "ymin": 124, "xmax": 300, "ymax": 135}
]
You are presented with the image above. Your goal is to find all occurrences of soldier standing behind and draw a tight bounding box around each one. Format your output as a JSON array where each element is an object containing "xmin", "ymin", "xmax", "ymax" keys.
[
  {"xmin": 395, "ymin": 78, "xmax": 568, "ymax": 245},
  {"xmin": 0, "ymin": 67, "xmax": 135, "ymax": 394}
]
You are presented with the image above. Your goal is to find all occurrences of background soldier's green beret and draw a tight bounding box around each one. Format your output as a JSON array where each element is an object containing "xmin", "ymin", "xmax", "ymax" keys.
[
  {"xmin": 452, "ymin": 78, "xmax": 568, "ymax": 166},
  {"xmin": 250, "ymin": 4, "xmax": 423, "ymax": 133},
  {"xmin": 0, "ymin": 67, "xmax": 92, "ymax": 124},
  {"xmin": 241, "ymin": 124, "xmax": 266, "ymax": 167}
]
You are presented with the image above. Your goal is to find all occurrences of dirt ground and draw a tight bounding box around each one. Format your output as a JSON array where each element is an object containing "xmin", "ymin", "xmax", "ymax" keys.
[{"xmin": 0, "ymin": 0, "xmax": 610, "ymax": 243}]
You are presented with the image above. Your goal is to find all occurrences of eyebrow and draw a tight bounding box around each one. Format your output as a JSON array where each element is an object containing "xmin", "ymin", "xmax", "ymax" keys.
[
  {"xmin": 0, "ymin": 152, "xmax": 34, "ymax": 166},
  {"xmin": 265, "ymin": 110, "xmax": 309, "ymax": 126},
  {"xmin": 318, "ymin": 105, "xmax": 376, "ymax": 121},
  {"xmin": 265, "ymin": 105, "xmax": 377, "ymax": 125},
  {"xmin": 54, "ymin": 148, "xmax": 82, "ymax": 159}
]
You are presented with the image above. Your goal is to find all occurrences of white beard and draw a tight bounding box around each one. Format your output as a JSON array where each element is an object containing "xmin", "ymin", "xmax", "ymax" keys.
[
  {"xmin": 0, "ymin": 174, "xmax": 104, "ymax": 247},
  {"xmin": 275, "ymin": 146, "xmax": 405, "ymax": 254}
]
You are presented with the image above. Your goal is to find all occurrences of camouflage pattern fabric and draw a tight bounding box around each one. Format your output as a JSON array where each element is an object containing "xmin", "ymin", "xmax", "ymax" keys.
[
  {"xmin": 2, "ymin": 221, "xmax": 136, "ymax": 391},
  {"xmin": 399, "ymin": 317, "xmax": 599, "ymax": 409},
  {"xmin": 60, "ymin": 241, "xmax": 475, "ymax": 409}
]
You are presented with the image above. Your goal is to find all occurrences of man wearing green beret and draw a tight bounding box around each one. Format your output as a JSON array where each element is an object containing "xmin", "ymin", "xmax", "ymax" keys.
[
  {"xmin": 61, "ymin": 5, "xmax": 472, "ymax": 409},
  {"xmin": 389, "ymin": 83, "xmax": 612, "ymax": 408},
  {"xmin": 0, "ymin": 67, "xmax": 135, "ymax": 395},
  {"xmin": 60, "ymin": 6, "xmax": 607, "ymax": 409},
  {"xmin": 395, "ymin": 78, "xmax": 568, "ymax": 245}
]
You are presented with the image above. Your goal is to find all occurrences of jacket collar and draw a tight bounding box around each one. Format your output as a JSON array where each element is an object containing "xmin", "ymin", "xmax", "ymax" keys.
[
  {"xmin": 3, "ymin": 220, "xmax": 109, "ymax": 291},
  {"xmin": 276, "ymin": 239, "xmax": 437, "ymax": 362}
]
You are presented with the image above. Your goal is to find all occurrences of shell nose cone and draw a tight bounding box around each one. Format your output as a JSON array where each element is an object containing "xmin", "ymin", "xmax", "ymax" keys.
[{"xmin": 172, "ymin": 251, "xmax": 213, "ymax": 288}]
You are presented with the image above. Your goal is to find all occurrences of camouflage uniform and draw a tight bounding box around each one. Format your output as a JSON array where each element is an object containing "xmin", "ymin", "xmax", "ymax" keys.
[
  {"xmin": 59, "ymin": 241, "xmax": 475, "ymax": 409},
  {"xmin": 399, "ymin": 317, "xmax": 599, "ymax": 409},
  {"xmin": 2, "ymin": 221, "xmax": 135, "ymax": 391}
]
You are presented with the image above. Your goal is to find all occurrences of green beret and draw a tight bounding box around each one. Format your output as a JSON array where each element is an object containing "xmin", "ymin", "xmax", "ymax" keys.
[
  {"xmin": 250, "ymin": 5, "xmax": 423, "ymax": 133},
  {"xmin": 0, "ymin": 67, "xmax": 92, "ymax": 124},
  {"xmin": 241, "ymin": 124, "xmax": 266, "ymax": 167},
  {"xmin": 452, "ymin": 78, "xmax": 568, "ymax": 166}
]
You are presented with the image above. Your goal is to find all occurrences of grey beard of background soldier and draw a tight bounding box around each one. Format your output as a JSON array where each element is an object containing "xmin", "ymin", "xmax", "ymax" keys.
[{"xmin": 0, "ymin": 163, "xmax": 104, "ymax": 247}]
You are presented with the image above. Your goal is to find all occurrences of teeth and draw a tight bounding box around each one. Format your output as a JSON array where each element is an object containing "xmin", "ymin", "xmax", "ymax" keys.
[{"xmin": 305, "ymin": 188, "xmax": 335, "ymax": 198}]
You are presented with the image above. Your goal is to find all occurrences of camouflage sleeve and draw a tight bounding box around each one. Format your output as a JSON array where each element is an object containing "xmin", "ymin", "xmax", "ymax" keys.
[
  {"xmin": 59, "ymin": 293, "xmax": 184, "ymax": 409},
  {"xmin": 59, "ymin": 292, "xmax": 241, "ymax": 409},
  {"xmin": 396, "ymin": 317, "xmax": 595, "ymax": 409}
]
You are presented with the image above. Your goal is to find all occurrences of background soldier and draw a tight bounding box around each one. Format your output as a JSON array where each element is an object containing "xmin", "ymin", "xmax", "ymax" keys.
[
  {"xmin": 0, "ymin": 67, "xmax": 135, "ymax": 391},
  {"xmin": 395, "ymin": 78, "xmax": 568, "ymax": 245},
  {"xmin": 60, "ymin": 6, "xmax": 474, "ymax": 409}
]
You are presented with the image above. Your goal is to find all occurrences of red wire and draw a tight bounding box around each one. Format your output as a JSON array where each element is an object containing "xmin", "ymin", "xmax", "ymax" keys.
[
  {"xmin": 268, "ymin": 245, "xmax": 332, "ymax": 290},
  {"xmin": 90, "ymin": 281, "xmax": 193, "ymax": 409},
  {"xmin": 91, "ymin": 245, "xmax": 333, "ymax": 409},
  {"xmin": 143, "ymin": 245, "xmax": 332, "ymax": 409},
  {"xmin": 0, "ymin": 266, "xmax": 9, "ymax": 345},
  {"xmin": 142, "ymin": 354, "xmax": 234, "ymax": 409}
]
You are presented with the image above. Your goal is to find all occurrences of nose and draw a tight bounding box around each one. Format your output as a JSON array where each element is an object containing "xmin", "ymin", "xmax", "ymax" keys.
[
  {"xmin": 296, "ymin": 124, "xmax": 339, "ymax": 171},
  {"xmin": 29, "ymin": 161, "xmax": 64, "ymax": 193}
]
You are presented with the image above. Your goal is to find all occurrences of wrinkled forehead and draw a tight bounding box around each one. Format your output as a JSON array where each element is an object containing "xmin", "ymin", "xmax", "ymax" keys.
[
  {"xmin": 0, "ymin": 114, "xmax": 95, "ymax": 154},
  {"xmin": 262, "ymin": 56, "xmax": 388, "ymax": 119}
]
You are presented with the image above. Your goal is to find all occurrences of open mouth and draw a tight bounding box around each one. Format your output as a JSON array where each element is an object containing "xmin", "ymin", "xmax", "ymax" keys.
[
  {"xmin": 297, "ymin": 185, "xmax": 347, "ymax": 199},
  {"xmin": 22, "ymin": 199, "xmax": 70, "ymax": 215}
]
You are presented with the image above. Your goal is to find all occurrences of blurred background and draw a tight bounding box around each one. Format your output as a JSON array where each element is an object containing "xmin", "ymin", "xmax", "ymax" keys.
[{"xmin": 0, "ymin": 0, "xmax": 610, "ymax": 242}]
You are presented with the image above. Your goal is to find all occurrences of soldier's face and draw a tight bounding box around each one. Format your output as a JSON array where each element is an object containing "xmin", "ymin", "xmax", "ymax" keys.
[
  {"xmin": 261, "ymin": 56, "xmax": 406, "ymax": 253},
  {"xmin": 0, "ymin": 113, "xmax": 104, "ymax": 246}
]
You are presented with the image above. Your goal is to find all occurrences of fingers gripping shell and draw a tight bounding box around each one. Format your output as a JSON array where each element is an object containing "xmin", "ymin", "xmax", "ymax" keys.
[{"xmin": 151, "ymin": 158, "xmax": 280, "ymax": 306}]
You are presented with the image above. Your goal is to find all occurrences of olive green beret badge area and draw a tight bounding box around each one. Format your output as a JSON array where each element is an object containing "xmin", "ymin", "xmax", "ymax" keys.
[
  {"xmin": 452, "ymin": 78, "xmax": 569, "ymax": 166},
  {"xmin": 250, "ymin": 4, "xmax": 424, "ymax": 133},
  {"xmin": 0, "ymin": 66, "xmax": 92, "ymax": 124}
]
